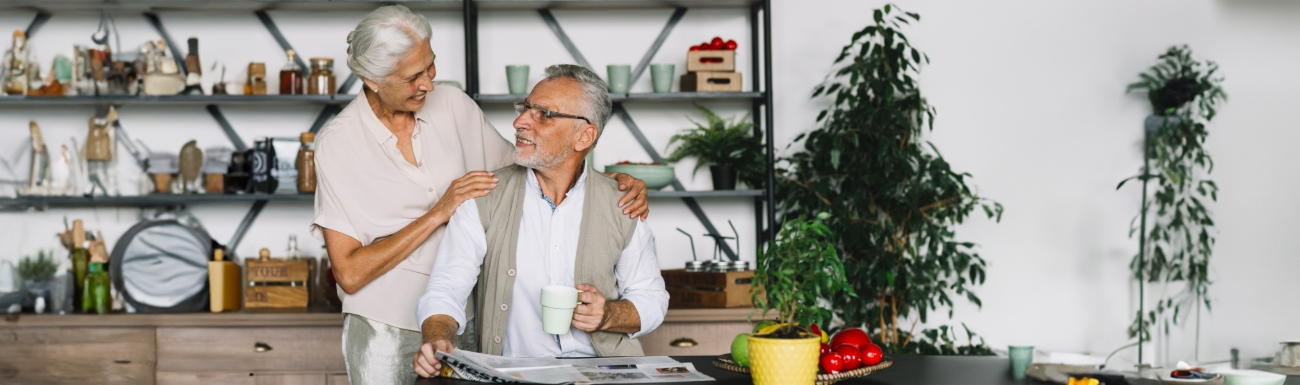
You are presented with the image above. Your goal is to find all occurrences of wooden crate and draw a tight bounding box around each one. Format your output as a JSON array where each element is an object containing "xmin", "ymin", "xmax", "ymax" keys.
[
  {"xmin": 686, "ymin": 50, "xmax": 736, "ymax": 72},
  {"xmin": 680, "ymin": 71, "xmax": 743, "ymax": 92},
  {"xmin": 245, "ymin": 257, "xmax": 310, "ymax": 309},
  {"xmin": 662, "ymin": 269, "xmax": 761, "ymax": 308}
]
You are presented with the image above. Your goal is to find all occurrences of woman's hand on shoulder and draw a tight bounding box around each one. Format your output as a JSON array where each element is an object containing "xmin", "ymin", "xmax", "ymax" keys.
[
  {"xmin": 609, "ymin": 172, "xmax": 649, "ymax": 221},
  {"xmin": 430, "ymin": 171, "xmax": 499, "ymax": 223}
]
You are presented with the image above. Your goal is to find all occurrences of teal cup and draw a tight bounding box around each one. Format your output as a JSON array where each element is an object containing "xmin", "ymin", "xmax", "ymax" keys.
[
  {"xmin": 506, "ymin": 65, "xmax": 529, "ymax": 94},
  {"xmin": 650, "ymin": 63, "xmax": 674, "ymax": 93},
  {"xmin": 1008, "ymin": 345, "xmax": 1033, "ymax": 381},
  {"xmin": 607, "ymin": 64, "xmax": 631, "ymax": 94},
  {"xmin": 541, "ymin": 285, "xmax": 579, "ymax": 335}
]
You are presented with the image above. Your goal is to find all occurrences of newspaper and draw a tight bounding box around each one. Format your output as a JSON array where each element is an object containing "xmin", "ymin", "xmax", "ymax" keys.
[{"xmin": 435, "ymin": 350, "xmax": 715, "ymax": 384}]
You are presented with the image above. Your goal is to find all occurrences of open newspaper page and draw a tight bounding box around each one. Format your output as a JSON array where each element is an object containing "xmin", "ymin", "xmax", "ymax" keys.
[{"xmin": 436, "ymin": 350, "xmax": 715, "ymax": 384}]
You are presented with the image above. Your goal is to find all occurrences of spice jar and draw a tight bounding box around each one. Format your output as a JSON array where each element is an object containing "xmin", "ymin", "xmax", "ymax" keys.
[
  {"xmin": 279, "ymin": 49, "xmax": 303, "ymax": 95},
  {"xmin": 307, "ymin": 58, "xmax": 335, "ymax": 95},
  {"xmin": 296, "ymin": 132, "xmax": 316, "ymax": 194},
  {"xmin": 245, "ymin": 62, "xmax": 266, "ymax": 95}
]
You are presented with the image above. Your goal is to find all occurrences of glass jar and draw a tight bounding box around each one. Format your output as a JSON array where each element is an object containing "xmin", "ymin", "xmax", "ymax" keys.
[
  {"xmin": 307, "ymin": 58, "xmax": 335, "ymax": 95},
  {"xmin": 245, "ymin": 62, "xmax": 266, "ymax": 95},
  {"xmin": 279, "ymin": 49, "xmax": 303, "ymax": 95},
  {"xmin": 297, "ymin": 132, "xmax": 316, "ymax": 194}
]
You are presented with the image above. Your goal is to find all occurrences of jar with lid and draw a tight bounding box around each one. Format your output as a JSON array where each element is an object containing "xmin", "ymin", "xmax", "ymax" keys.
[
  {"xmin": 279, "ymin": 49, "xmax": 303, "ymax": 95},
  {"xmin": 307, "ymin": 58, "xmax": 335, "ymax": 95},
  {"xmin": 245, "ymin": 62, "xmax": 266, "ymax": 95},
  {"xmin": 297, "ymin": 132, "xmax": 317, "ymax": 194}
]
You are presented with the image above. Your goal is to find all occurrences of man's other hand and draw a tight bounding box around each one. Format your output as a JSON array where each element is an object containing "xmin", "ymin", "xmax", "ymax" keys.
[{"xmin": 412, "ymin": 340, "xmax": 455, "ymax": 378}]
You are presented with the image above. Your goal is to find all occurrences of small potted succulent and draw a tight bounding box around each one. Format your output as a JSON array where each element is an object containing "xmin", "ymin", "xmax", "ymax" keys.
[
  {"xmin": 18, "ymin": 250, "xmax": 59, "ymax": 312},
  {"xmin": 664, "ymin": 106, "xmax": 764, "ymax": 190},
  {"xmin": 747, "ymin": 212, "xmax": 855, "ymax": 385}
]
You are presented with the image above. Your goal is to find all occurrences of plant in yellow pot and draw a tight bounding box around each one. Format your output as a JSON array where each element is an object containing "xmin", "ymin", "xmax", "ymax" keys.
[{"xmin": 749, "ymin": 212, "xmax": 856, "ymax": 385}]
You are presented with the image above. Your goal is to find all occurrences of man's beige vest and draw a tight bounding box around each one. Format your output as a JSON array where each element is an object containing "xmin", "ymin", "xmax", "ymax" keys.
[{"xmin": 471, "ymin": 164, "xmax": 645, "ymax": 357}]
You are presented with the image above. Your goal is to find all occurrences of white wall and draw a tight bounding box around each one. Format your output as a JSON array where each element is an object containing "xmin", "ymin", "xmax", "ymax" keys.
[{"xmin": 3, "ymin": 0, "xmax": 1298, "ymax": 368}]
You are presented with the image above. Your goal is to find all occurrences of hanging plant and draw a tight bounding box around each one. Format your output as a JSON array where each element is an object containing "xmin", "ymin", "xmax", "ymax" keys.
[
  {"xmin": 1119, "ymin": 45, "xmax": 1225, "ymax": 342},
  {"xmin": 776, "ymin": 4, "xmax": 1001, "ymax": 355}
]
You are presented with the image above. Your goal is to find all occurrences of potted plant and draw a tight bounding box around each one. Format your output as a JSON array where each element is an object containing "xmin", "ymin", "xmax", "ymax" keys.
[
  {"xmin": 665, "ymin": 105, "xmax": 764, "ymax": 190},
  {"xmin": 776, "ymin": 4, "xmax": 1000, "ymax": 354},
  {"xmin": 1119, "ymin": 45, "xmax": 1225, "ymax": 359},
  {"xmin": 18, "ymin": 250, "xmax": 58, "ymax": 312},
  {"xmin": 749, "ymin": 212, "xmax": 855, "ymax": 385}
]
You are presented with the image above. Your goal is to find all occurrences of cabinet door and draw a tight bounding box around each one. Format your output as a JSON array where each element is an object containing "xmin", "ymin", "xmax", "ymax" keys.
[
  {"xmin": 156, "ymin": 326, "xmax": 345, "ymax": 373},
  {"xmin": 0, "ymin": 327, "xmax": 155, "ymax": 384},
  {"xmin": 638, "ymin": 322, "xmax": 754, "ymax": 356}
]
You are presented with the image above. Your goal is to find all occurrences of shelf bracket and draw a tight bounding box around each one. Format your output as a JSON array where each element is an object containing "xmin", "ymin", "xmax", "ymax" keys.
[
  {"xmin": 24, "ymin": 10, "xmax": 51, "ymax": 39},
  {"xmin": 629, "ymin": 8, "xmax": 687, "ymax": 85},
  {"xmin": 464, "ymin": 0, "xmax": 480, "ymax": 96},
  {"xmin": 227, "ymin": 199, "xmax": 268, "ymax": 257},
  {"xmin": 143, "ymin": 12, "xmax": 188, "ymax": 77},
  {"xmin": 254, "ymin": 10, "xmax": 307, "ymax": 70},
  {"xmin": 206, "ymin": 105, "xmax": 248, "ymax": 152},
  {"xmin": 537, "ymin": 9, "xmax": 593, "ymax": 71}
]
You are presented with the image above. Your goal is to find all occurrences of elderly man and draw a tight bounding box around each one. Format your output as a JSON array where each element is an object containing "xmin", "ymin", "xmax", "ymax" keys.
[{"xmin": 412, "ymin": 64, "xmax": 669, "ymax": 376}]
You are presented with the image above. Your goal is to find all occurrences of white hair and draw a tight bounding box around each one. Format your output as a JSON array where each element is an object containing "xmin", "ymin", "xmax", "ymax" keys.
[
  {"xmin": 346, "ymin": 5, "xmax": 432, "ymax": 83},
  {"xmin": 542, "ymin": 64, "xmax": 612, "ymax": 139}
]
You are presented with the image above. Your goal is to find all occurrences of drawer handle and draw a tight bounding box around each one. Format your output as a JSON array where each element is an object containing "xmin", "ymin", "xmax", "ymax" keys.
[
  {"xmin": 670, "ymin": 338, "xmax": 697, "ymax": 348},
  {"xmin": 254, "ymin": 342, "xmax": 273, "ymax": 353}
]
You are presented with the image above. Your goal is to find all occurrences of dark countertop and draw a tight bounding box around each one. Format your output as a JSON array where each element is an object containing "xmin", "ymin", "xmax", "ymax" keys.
[{"xmin": 415, "ymin": 354, "xmax": 1300, "ymax": 385}]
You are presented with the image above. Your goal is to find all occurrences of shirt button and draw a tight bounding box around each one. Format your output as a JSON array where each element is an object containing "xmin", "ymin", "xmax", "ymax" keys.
[
  {"xmin": 494, "ymin": 336, "xmax": 502, "ymax": 344},
  {"xmin": 500, "ymin": 303, "xmax": 509, "ymax": 311},
  {"xmin": 427, "ymin": 188, "xmax": 433, "ymax": 192},
  {"xmin": 507, "ymin": 269, "xmax": 516, "ymax": 277}
]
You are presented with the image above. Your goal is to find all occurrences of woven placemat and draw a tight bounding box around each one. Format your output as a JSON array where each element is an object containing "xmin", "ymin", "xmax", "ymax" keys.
[{"xmin": 712, "ymin": 354, "xmax": 894, "ymax": 385}]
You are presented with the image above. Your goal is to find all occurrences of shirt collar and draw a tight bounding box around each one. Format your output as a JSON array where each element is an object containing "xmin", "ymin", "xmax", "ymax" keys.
[
  {"xmin": 353, "ymin": 90, "xmax": 430, "ymax": 146},
  {"xmin": 526, "ymin": 162, "xmax": 590, "ymax": 202}
]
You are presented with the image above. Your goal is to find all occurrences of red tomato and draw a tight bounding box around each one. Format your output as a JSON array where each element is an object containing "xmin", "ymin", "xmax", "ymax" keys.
[
  {"xmin": 819, "ymin": 353, "xmax": 844, "ymax": 374},
  {"xmin": 709, "ymin": 41, "xmax": 724, "ymax": 50},
  {"xmin": 830, "ymin": 328, "xmax": 872, "ymax": 350},
  {"xmin": 711, "ymin": 36, "xmax": 724, "ymax": 46},
  {"xmin": 700, "ymin": 41, "xmax": 711, "ymax": 50},
  {"xmin": 834, "ymin": 345, "xmax": 862, "ymax": 370},
  {"xmin": 861, "ymin": 343, "xmax": 884, "ymax": 366},
  {"xmin": 819, "ymin": 343, "xmax": 832, "ymax": 356},
  {"xmin": 725, "ymin": 40, "xmax": 738, "ymax": 50},
  {"xmin": 689, "ymin": 45, "xmax": 700, "ymax": 51}
]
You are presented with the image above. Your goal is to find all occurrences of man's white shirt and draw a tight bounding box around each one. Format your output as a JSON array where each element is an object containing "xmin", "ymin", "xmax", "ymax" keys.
[{"xmin": 416, "ymin": 167, "xmax": 668, "ymax": 357}]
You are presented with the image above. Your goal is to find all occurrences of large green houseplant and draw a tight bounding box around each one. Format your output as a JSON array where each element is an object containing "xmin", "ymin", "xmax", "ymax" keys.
[
  {"xmin": 1119, "ymin": 45, "xmax": 1224, "ymax": 359},
  {"xmin": 776, "ymin": 4, "xmax": 1000, "ymax": 355},
  {"xmin": 665, "ymin": 106, "xmax": 765, "ymax": 190},
  {"xmin": 748, "ymin": 212, "xmax": 855, "ymax": 385}
]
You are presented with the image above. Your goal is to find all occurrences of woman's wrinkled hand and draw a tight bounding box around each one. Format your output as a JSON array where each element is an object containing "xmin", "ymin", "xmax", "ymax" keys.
[
  {"xmin": 609, "ymin": 172, "xmax": 649, "ymax": 220},
  {"xmin": 430, "ymin": 171, "xmax": 498, "ymax": 221}
]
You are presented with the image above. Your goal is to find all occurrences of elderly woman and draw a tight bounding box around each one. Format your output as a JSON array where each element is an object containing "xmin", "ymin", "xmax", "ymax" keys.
[{"xmin": 310, "ymin": 5, "xmax": 649, "ymax": 383}]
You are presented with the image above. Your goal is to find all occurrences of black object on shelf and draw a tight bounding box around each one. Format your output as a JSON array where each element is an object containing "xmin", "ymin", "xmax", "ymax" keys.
[{"xmin": 709, "ymin": 165, "xmax": 737, "ymax": 190}]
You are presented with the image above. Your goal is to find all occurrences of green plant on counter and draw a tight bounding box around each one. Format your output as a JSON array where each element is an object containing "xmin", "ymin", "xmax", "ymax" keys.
[
  {"xmin": 776, "ymin": 4, "xmax": 1000, "ymax": 355},
  {"xmin": 1119, "ymin": 45, "xmax": 1225, "ymax": 343},
  {"xmin": 18, "ymin": 250, "xmax": 58, "ymax": 283},
  {"xmin": 664, "ymin": 105, "xmax": 765, "ymax": 188},
  {"xmin": 751, "ymin": 212, "xmax": 855, "ymax": 338}
]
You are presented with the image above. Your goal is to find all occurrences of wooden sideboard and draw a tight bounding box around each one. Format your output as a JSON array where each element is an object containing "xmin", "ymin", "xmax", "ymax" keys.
[{"xmin": 0, "ymin": 308, "xmax": 759, "ymax": 385}]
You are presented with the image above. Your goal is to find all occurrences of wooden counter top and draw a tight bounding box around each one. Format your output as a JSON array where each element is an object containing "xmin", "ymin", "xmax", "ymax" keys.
[{"xmin": 1, "ymin": 307, "xmax": 757, "ymax": 328}]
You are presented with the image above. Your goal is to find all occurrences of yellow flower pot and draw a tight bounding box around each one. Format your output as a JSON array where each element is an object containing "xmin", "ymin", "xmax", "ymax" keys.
[{"xmin": 748, "ymin": 334, "xmax": 821, "ymax": 385}]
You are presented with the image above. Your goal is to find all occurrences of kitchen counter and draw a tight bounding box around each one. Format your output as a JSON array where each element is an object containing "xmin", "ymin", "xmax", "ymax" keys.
[{"xmin": 0, "ymin": 311, "xmax": 345, "ymax": 328}]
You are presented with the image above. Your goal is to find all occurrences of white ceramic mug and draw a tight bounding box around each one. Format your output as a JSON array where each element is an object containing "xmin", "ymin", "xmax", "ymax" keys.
[{"xmin": 540, "ymin": 285, "xmax": 579, "ymax": 335}]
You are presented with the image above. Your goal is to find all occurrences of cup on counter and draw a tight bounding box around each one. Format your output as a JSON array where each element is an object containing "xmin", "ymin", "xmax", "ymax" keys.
[
  {"xmin": 540, "ymin": 285, "xmax": 579, "ymax": 335},
  {"xmin": 506, "ymin": 65, "xmax": 529, "ymax": 94},
  {"xmin": 606, "ymin": 64, "xmax": 631, "ymax": 94},
  {"xmin": 1008, "ymin": 345, "xmax": 1034, "ymax": 381},
  {"xmin": 650, "ymin": 63, "xmax": 674, "ymax": 93}
]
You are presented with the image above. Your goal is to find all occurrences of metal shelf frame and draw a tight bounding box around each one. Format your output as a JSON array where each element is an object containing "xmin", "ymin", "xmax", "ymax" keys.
[{"xmin": 7, "ymin": 0, "xmax": 775, "ymax": 259}]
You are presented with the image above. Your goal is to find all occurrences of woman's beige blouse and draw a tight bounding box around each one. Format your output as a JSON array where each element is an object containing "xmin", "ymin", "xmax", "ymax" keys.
[{"xmin": 311, "ymin": 85, "xmax": 513, "ymax": 331}]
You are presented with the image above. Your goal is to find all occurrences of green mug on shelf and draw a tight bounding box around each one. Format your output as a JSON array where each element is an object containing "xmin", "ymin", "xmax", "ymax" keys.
[
  {"xmin": 506, "ymin": 65, "xmax": 529, "ymax": 94},
  {"xmin": 607, "ymin": 64, "xmax": 631, "ymax": 94},
  {"xmin": 650, "ymin": 63, "xmax": 674, "ymax": 93},
  {"xmin": 1008, "ymin": 345, "xmax": 1033, "ymax": 381}
]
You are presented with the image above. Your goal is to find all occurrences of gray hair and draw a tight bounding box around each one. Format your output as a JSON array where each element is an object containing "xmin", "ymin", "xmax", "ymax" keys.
[
  {"xmin": 346, "ymin": 5, "xmax": 432, "ymax": 83},
  {"xmin": 542, "ymin": 64, "xmax": 612, "ymax": 140}
]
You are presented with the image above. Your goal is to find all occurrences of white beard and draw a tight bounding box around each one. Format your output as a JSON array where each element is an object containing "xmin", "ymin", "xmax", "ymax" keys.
[{"xmin": 513, "ymin": 140, "xmax": 572, "ymax": 169}]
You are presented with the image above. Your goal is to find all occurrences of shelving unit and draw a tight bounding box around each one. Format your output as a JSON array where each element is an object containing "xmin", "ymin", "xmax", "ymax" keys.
[{"xmin": 1, "ymin": 0, "xmax": 775, "ymax": 259}]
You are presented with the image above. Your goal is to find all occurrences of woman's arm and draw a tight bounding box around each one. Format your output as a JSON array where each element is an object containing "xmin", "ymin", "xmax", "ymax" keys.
[{"xmin": 326, "ymin": 171, "xmax": 498, "ymax": 294}]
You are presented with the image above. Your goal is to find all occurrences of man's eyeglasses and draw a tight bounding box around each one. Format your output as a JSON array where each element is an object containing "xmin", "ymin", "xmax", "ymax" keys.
[{"xmin": 514, "ymin": 102, "xmax": 591, "ymax": 125}]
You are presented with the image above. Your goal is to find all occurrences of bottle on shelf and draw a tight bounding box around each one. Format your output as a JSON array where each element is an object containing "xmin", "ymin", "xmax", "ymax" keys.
[
  {"xmin": 208, "ymin": 248, "xmax": 241, "ymax": 313},
  {"xmin": 297, "ymin": 132, "xmax": 316, "ymax": 194},
  {"xmin": 245, "ymin": 62, "xmax": 266, "ymax": 95},
  {"xmin": 279, "ymin": 49, "xmax": 303, "ymax": 95},
  {"xmin": 69, "ymin": 219, "xmax": 89, "ymax": 313},
  {"xmin": 83, "ymin": 259, "xmax": 109, "ymax": 314},
  {"xmin": 181, "ymin": 37, "xmax": 203, "ymax": 95},
  {"xmin": 307, "ymin": 57, "xmax": 335, "ymax": 95}
]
